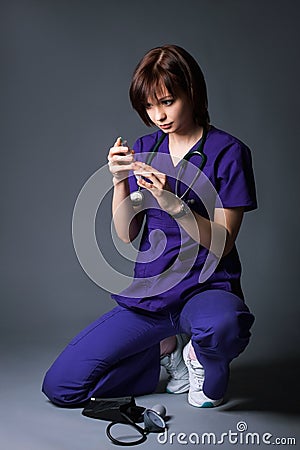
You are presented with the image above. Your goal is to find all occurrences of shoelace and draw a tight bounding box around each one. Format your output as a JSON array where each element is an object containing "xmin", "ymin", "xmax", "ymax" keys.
[
  {"xmin": 162, "ymin": 354, "xmax": 182, "ymax": 379},
  {"xmin": 189, "ymin": 360, "xmax": 205, "ymax": 390}
]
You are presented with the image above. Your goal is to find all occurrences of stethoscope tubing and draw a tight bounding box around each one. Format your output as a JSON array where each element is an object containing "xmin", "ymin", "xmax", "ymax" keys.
[
  {"xmin": 136, "ymin": 128, "xmax": 208, "ymax": 201},
  {"xmin": 106, "ymin": 410, "xmax": 164, "ymax": 446},
  {"xmin": 106, "ymin": 420, "xmax": 148, "ymax": 446},
  {"xmin": 175, "ymin": 149, "xmax": 207, "ymax": 200}
]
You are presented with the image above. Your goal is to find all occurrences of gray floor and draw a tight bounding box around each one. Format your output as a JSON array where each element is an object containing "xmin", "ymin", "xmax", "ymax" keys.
[{"xmin": 1, "ymin": 345, "xmax": 299, "ymax": 450}]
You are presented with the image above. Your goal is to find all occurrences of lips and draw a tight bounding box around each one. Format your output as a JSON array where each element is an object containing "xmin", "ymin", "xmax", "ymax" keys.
[{"xmin": 159, "ymin": 123, "xmax": 173, "ymax": 130}]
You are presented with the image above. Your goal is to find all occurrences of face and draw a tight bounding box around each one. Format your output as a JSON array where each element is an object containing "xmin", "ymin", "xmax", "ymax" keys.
[{"xmin": 145, "ymin": 85, "xmax": 195, "ymax": 135}]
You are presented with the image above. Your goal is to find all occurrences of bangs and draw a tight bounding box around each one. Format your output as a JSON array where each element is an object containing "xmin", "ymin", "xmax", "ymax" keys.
[{"xmin": 136, "ymin": 68, "xmax": 179, "ymax": 106}]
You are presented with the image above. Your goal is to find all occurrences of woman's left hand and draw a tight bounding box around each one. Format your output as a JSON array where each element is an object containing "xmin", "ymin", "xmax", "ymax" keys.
[{"xmin": 133, "ymin": 161, "xmax": 181, "ymax": 214}]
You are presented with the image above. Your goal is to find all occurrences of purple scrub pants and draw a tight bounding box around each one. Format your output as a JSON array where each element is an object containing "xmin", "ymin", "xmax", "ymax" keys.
[{"xmin": 42, "ymin": 289, "xmax": 254, "ymax": 406}]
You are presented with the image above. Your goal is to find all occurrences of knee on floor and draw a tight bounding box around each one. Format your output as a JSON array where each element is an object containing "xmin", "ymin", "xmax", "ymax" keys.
[{"xmin": 42, "ymin": 370, "xmax": 87, "ymax": 408}]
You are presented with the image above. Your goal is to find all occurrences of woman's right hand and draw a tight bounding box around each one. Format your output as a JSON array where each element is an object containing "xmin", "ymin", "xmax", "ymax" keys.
[{"xmin": 107, "ymin": 137, "xmax": 135, "ymax": 182}]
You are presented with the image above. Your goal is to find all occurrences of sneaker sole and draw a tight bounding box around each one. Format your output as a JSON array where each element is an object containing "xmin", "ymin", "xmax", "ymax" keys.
[
  {"xmin": 188, "ymin": 397, "xmax": 223, "ymax": 408},
  {"xmin": 166, "ymin": 383, "xmax": 190, "ymax": 394}
]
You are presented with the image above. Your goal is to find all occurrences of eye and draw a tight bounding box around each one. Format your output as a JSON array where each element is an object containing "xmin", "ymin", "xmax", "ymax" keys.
[
  {"xmin": 145, "ymin": 103, "xmax": 153, "ymax": 110},
  {"xmin": 162, "ymin": 99, "xmax": 174, "ymax": 106}
]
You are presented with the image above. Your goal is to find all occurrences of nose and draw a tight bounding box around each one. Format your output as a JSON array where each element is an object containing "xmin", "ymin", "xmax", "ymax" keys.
[{"xmin": 154, "ymin": 106, "xmax": 167, "ymax": 123}]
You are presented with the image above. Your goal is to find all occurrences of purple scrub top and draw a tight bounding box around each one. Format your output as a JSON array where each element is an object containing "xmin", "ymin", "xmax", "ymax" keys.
[{"xmin": 111, "ymin": 125, "xmax": 257, "ymax": 312}]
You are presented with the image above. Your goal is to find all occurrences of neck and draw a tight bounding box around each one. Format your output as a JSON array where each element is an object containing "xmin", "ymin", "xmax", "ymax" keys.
[{"xmin": 168, "ymin": 124, "xmax": 204, "ymax": 150}]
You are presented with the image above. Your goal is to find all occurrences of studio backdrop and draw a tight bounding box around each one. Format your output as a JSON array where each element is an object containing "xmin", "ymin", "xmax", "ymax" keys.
[{"xmin": 1, "ymin": 0, "xmax": 299, "ymax": 365}]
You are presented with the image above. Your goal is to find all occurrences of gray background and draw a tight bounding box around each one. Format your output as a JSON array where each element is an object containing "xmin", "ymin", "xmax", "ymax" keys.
[{"xmin": 1, "ymin": 0, "xmax": 299, "ymax": 449}]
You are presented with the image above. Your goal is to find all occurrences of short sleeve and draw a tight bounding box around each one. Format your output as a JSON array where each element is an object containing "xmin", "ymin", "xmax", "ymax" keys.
[{"xmin": 216, "ymin": 143, "xmax": 257, "ymax": 212}]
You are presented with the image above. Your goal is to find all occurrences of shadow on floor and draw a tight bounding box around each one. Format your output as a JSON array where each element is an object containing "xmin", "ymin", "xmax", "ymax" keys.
[
  {"xmin": 158, "ymin": 359, "xmax": 300, "ymax": 416},
  {"xmin": 224, "ymin": 358, "xmax": 300, "ymax": 415}
]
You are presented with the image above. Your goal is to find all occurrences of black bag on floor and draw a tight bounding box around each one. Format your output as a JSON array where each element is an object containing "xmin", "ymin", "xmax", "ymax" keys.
[{"xmin": 82, "ymin": 396, "xmax": 145, "ymax": 423}]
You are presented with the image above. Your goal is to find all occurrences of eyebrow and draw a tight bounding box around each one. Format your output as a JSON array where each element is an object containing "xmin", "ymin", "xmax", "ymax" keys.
[
  {"xmin": 147, "ymin": 95, "xmax": 173, "ymax": 104},
  {"xmin": 157, "ymin": 95, "xmax": 173, "ymax": 100}
]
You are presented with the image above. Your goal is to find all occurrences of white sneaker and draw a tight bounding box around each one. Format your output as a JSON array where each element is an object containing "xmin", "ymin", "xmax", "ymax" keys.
[
  {"xmin": 183, "ymin": 342, "xmax": 223, "ymax": 408},
  {"xmin": 160, "ymin": 334, "xmax": 190, "ymax": 394}
]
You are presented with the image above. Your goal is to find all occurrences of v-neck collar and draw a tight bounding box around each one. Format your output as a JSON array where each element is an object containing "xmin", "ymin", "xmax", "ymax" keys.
[{"xmin": 164, "ymin": 128, "xmax": 210, "ymax": 169}]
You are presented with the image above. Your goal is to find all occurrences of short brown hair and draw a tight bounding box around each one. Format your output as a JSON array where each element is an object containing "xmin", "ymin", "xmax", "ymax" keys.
[{"xmin": 129, "ymin": 44, "xmax": 210, "ymax": 127}]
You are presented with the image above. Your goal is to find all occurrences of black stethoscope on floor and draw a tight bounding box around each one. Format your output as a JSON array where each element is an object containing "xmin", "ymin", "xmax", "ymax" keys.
[
  {"xmin": 106, "ymin": 403, "xmax": 167, "ymax": 446},
  {"xmin": 130, "ymin": 127, "xmax": 208, "ymax": 207}
]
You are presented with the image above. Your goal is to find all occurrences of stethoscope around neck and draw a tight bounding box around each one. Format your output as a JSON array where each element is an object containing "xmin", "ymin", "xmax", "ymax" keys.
[{"xmin": 130, "ymin": 128, "xmax": 208, "ymax": 207}]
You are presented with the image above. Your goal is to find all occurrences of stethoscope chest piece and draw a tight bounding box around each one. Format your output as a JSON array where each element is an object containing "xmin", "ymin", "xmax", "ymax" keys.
[
  {"xmin": 130, "ymin": 190, "xmax": 144, "ymax": 207},
  {"xmin": 143, "ymin": 409, "xmax": 166, "ymax": 432}
]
